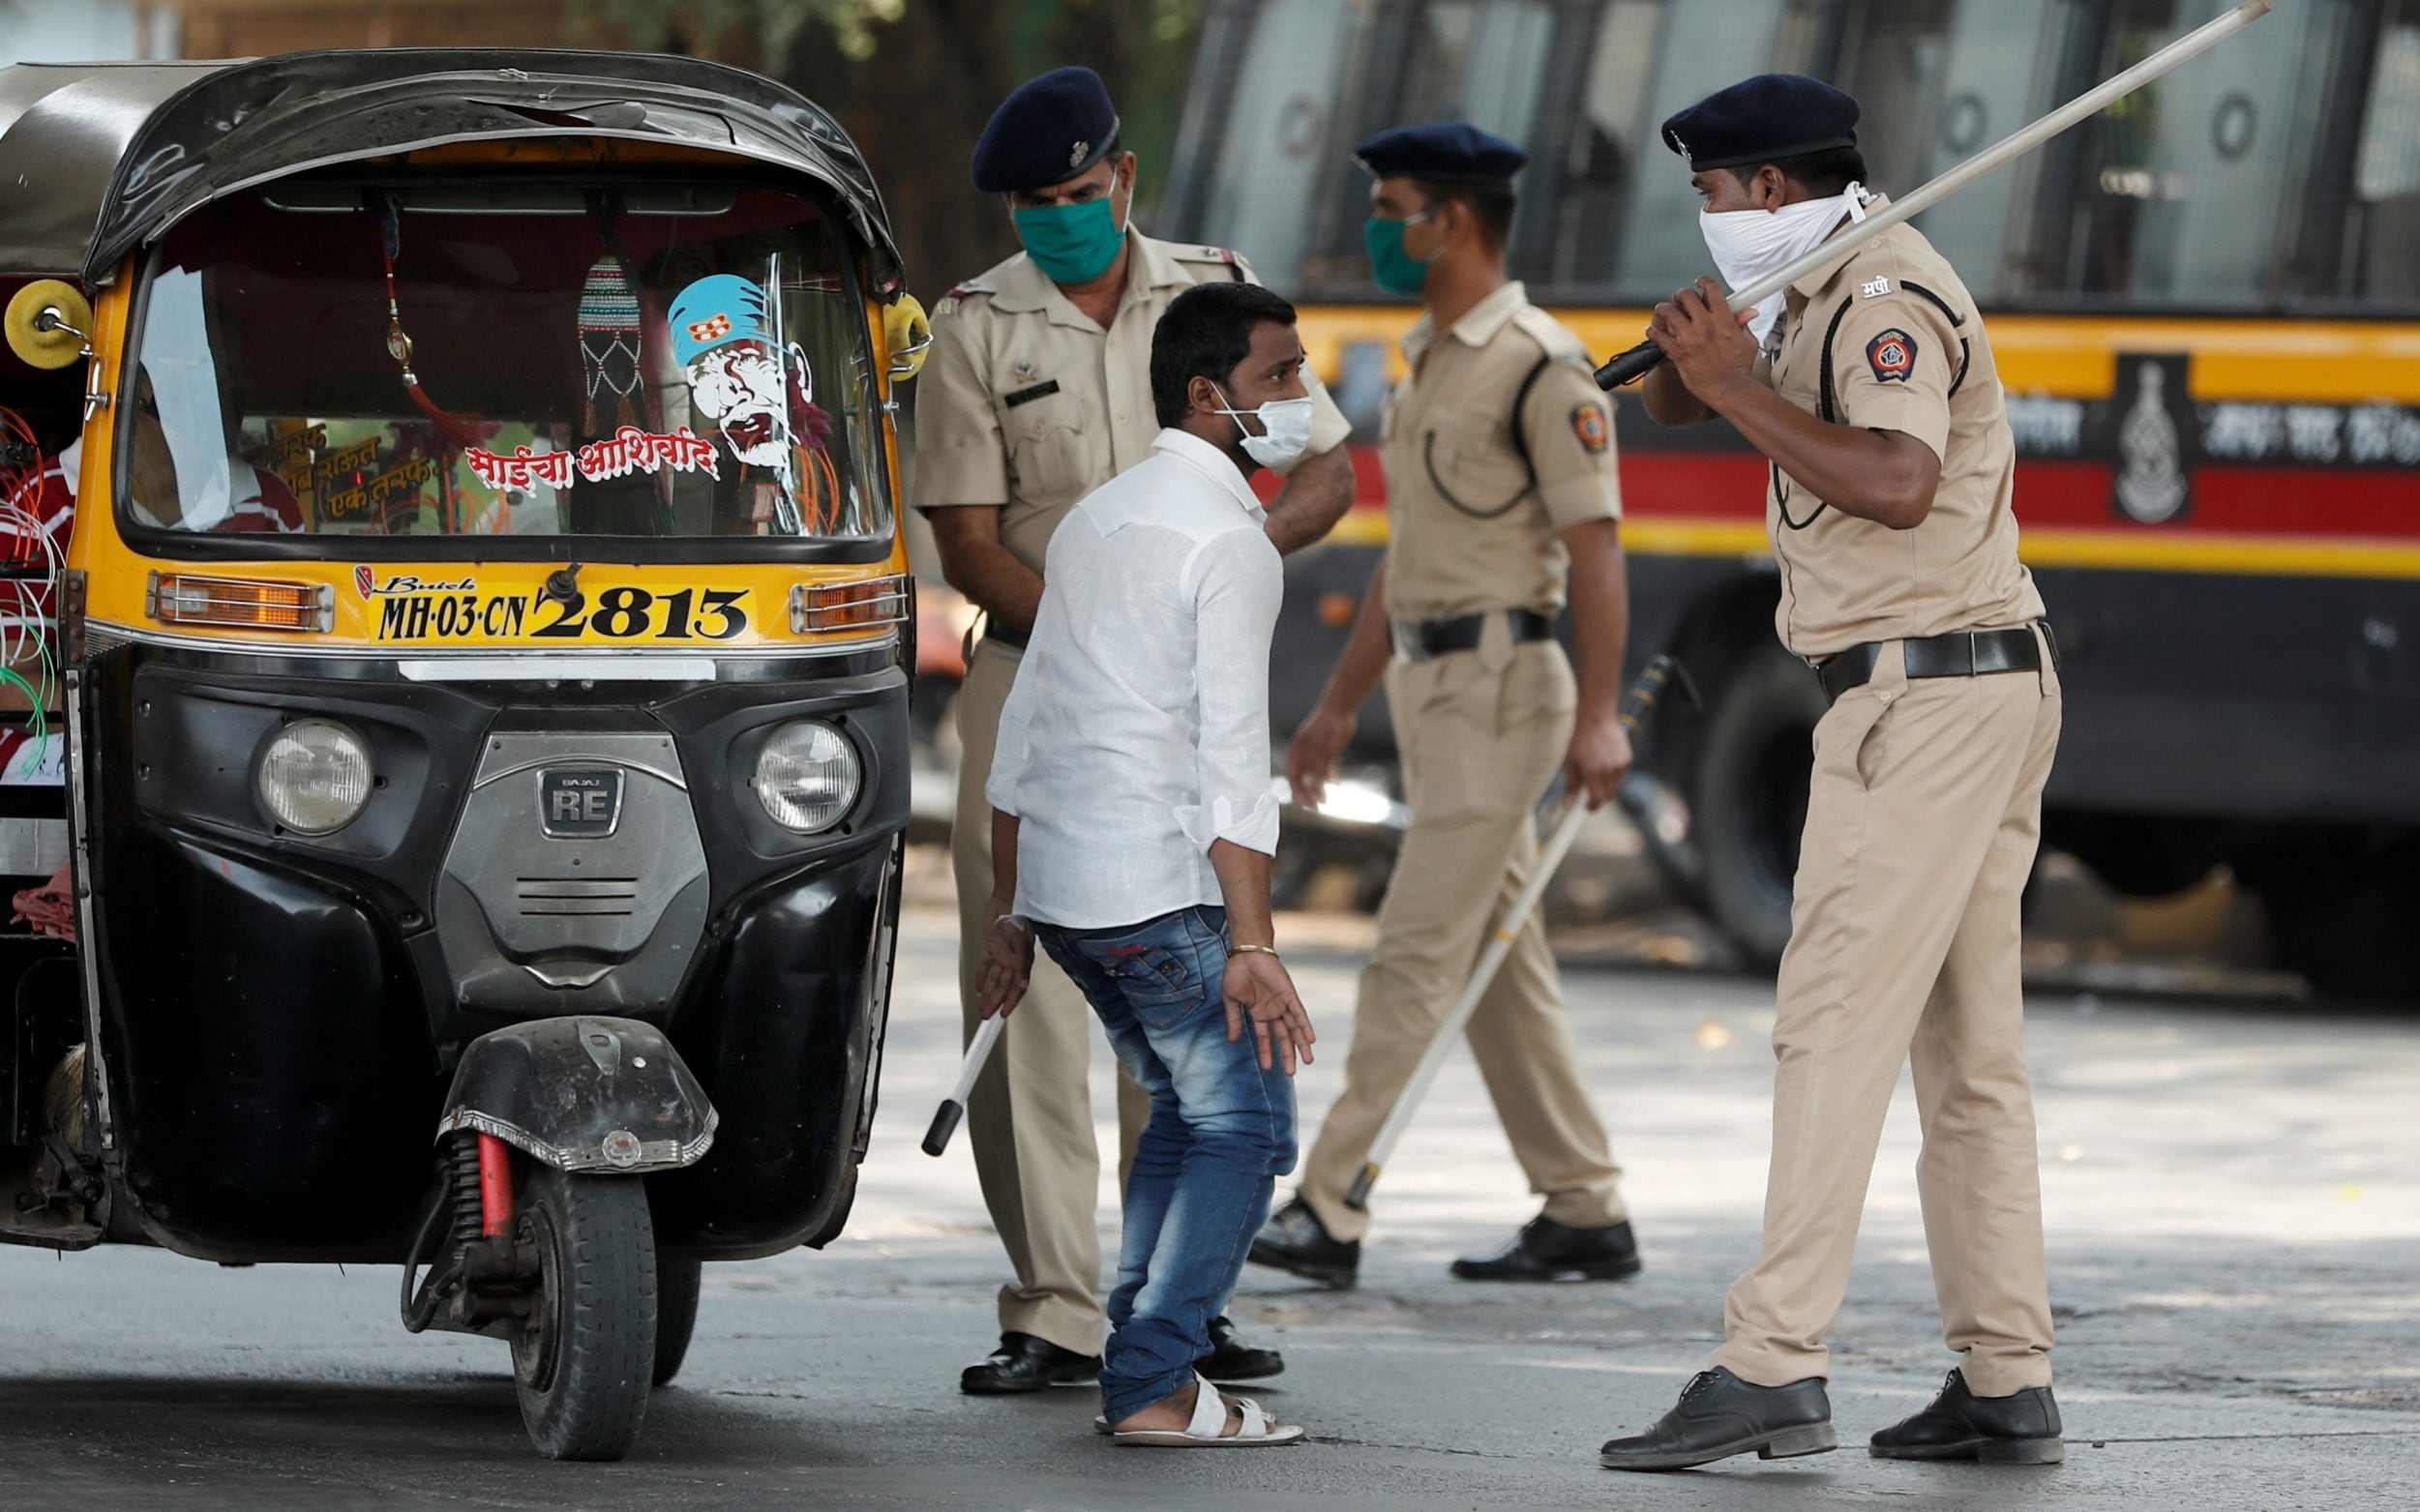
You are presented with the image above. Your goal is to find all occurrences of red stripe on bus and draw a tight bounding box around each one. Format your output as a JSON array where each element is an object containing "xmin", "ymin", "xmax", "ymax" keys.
[{"xmin": 1311, "ymin": 447, "xmax": 2419, "ymax": 542}]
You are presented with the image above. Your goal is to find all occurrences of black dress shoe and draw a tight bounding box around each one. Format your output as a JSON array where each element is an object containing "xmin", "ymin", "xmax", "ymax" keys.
[
  {"xmin": 1599, "ymin": 1368, "xmax": 1837, "ymax": 1471},
  {"xmin": 1871, "ymin": 1369, "xmax": 2065, "ymax": 1464},
  {"xmin": 959, "ymin": 1332, "xmax": 1101, "ymax": 1396},
  {"xmin": 1451, "ymin": 1215, "xmax": 1641, "ymax": 1282},
  {"xmin": 1199, "ymin": 1315, "xmax": 1284, "ymax": 1382},
  {"xmin": 1247, "ymin": 1199, "xmax": 1359, "ymax": 1289}
]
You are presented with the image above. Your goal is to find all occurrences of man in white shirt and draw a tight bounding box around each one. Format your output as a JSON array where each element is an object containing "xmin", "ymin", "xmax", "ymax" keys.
[{"xmin": 976, "ymin": 282, "xmax": 1316, "ymax": 1447}]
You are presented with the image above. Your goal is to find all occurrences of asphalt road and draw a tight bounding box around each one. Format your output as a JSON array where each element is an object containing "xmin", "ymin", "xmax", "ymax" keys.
[{"xmin": 2, "ymin": 902, "xmax": 2414, "ymax": 1509}]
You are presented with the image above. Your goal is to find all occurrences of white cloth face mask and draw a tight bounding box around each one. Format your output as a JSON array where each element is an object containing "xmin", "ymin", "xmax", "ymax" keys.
[
  {"xmin": 1698, "ymin": 183, "xmax": 1873, "ymax": 348},
  {"xmin": 1212, "ymin": 384, "xmax": 1316, "ymax": 469}
]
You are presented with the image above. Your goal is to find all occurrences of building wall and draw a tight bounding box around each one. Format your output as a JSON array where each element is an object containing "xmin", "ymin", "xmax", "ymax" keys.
[
  {"xmin": 1, "ymin": 0, "xmax": 175, "ymax": 65},
  {"xmin": 164, "ymin": 0, "xmax": 570, "ymax": 58}
]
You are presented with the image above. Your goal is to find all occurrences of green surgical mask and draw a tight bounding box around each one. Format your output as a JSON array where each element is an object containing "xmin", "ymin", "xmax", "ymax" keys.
[
  {"xmin": 1363, "ymin": 210, "xmax": 1437, "ymax": 296},
  {"xmin": 1013, "ymin": 193, "xmax": 1129, "ymax": 285}
]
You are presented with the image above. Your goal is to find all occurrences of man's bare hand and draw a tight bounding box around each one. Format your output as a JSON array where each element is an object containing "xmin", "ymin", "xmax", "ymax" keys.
[
  {"xmin": 1648, "ymin": 278, "xmax": 1759, "ymax": 412},
  {"xmin": 1563, "ymin": 709, "xmax": 1635, "ymax": 811},
  {"xmin": 1222, "ymin": 952, "xmax": 1316, "ymax": 1076},
  {"xmin": 1286, "ymin": 705, "xmax": 1355, "ymax": 809},
  {"xmin": 976, "ymin": 892, "xmax": 1033, "ymax": 1020}
]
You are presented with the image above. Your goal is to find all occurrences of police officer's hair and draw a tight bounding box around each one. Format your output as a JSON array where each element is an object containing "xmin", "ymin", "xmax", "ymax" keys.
[
  {"xmin": 1729, "ymin": 145, "xmax": 1868, "ymax": 198},
  {"xmin": 1414, "ymin": 178, "xmax": 1517, "ymax": 246},
  {"xmin": 1150, "ymin": 282, "xmax": 1300, "ymax": 428}
]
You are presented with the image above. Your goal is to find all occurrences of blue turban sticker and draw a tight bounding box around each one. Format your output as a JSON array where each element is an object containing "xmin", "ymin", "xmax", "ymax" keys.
[{"xmin": 668, "ymin": 275, "xmax": 772, "ymax": 367}]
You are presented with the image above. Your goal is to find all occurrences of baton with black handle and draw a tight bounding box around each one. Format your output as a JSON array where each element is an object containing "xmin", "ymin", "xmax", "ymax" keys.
[
  {"xmin": 923, "ymin": 1012, "xmax": 1005, "ymax": 1157},
  {"xmin": 1342, "ymin": 654, "xmax": 1682, "ymax": 1211},
  {"xmin": 1594, "ymin": 0, "xmax": 2272, "ymax": 391}
]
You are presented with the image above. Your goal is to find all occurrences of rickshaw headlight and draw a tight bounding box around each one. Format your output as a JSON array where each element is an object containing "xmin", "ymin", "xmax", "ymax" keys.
[
  {"xmin": 256, "ymin": 719, "xmax": 374, "ymax": 836},
  {"xmin": 754, "ymin": 720, "xmax": 860, "ymax": 834}
]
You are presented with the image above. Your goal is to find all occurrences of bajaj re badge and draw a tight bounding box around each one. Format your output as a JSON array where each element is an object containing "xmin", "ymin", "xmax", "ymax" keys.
[{"xmin": 539, "ymin": 768, "xmax": 625, "ymax": 839}]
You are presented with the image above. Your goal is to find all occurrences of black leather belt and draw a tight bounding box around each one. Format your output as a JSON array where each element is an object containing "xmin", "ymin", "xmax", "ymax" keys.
[
  {"xmin": 1817, "ymin": 623, "xmax": 2055, "ymax": 706},
  {"xmin": 1392, "ymin": 608, "xmax": 1555, "ymax": 663},
  {"xmin": 983, "ymin": 621, "xmax": 1030, "ymax": 652}
]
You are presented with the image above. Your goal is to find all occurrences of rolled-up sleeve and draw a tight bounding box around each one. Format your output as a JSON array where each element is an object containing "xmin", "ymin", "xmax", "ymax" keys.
[
  {"xmin": 983, "ymin": 656, "xmax": 1037, "ymax": 818},
  {"xmin": 1174, "ymin": 527, "xmax": 1283, "ymax": 856},
  {"xmin": 1297, "ymin": 367, "xmax": 1354, "ymax": 466}
]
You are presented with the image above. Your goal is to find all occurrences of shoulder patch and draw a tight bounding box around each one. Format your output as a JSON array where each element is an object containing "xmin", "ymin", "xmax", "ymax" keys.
[
  {"xmin": 933, "ymin": 278, "xmax": 996, "ymax": 317},
  {"xmin": 1866, "ymin": 328, "xmax": 1918, "ymax": 383},
  {"xmin": 1175, "ymin": 244, "xmax": 1253, "ymax": 285},
  {"xmin": 1859, "ymin": 276, "xmax": 1891, "ymax": 299},
  {"xmin": 1570, "ymin": 402, "xmax": 1610, "ymax": 455}
]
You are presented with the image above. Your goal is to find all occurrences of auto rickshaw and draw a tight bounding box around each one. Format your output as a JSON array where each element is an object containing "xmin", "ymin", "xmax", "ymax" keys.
[{"xmin": 0, "ymin": 49, "xmax": 931, "ymax": 1460}]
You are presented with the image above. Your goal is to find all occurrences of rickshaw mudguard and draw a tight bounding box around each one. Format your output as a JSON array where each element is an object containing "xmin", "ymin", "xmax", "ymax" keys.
[{"xmin": 437, "ymin": 1016, "xmax": 716, "ymax": 1175}]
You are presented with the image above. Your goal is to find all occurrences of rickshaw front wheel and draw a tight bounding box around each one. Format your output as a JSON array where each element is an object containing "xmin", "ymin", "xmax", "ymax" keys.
[
  {"xmin": 652, "ymin": 1255, "xmax": 702, "ymax": 1387},
  {"xmin": 510, "ymin": 1162, "xmax": 657, "ymax": 1461}
]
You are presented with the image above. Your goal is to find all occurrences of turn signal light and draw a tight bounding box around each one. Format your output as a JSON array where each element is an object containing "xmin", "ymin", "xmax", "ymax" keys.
[
  {"xmin": 792, "ymin": 574, "xmax": 910, "ymax": 636},
  {"xmin": 147, "ymin": 573, "xmax": 333, "ymax": 633}
]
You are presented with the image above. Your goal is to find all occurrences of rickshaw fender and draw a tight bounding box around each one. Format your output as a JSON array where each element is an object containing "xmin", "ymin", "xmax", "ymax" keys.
[{"xmin": 435, "ymin": 1017, "xmax": 716, "ymax": 1176}]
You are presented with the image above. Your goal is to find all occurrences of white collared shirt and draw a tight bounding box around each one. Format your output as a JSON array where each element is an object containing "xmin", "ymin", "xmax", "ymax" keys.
[{"xmin": 987, "ymin": 428, "xmax": 1283, "ymax": 930}]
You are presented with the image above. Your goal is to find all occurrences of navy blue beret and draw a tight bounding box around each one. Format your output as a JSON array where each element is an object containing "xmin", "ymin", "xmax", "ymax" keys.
[
  {"xmin": 1356, "ymin": 122, "xmax": 1528, "ymax": 183},
  {"xmin": 971, "ymin": 67, "xmax": 1121, "ymax": 193},
  {"xmin": 1660, "ymin": 74, "xmax": 1860, "ymax": 171}
]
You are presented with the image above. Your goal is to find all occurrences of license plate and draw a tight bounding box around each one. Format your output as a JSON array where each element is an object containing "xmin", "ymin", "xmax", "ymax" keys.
[{"xmin": 538, "ymin": 768, "xmax": 624, "ymax": 839}]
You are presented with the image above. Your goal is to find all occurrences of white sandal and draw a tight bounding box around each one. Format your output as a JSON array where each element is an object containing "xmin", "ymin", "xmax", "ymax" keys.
[{"xmin": 1111, "ymin": 1372, "xmax": 1305, "ymax": 1448}]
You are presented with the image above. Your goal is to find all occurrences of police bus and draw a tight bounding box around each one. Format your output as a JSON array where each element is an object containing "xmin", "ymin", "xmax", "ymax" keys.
[{"xmin": 1163, "ymin": 0, "xmax": 2420, "ymax": 994}]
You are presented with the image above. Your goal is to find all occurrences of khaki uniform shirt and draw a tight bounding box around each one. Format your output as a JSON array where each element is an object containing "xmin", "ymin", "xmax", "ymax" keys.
[
  {"xmin": 1762, "ymin": 202, "xmax": 2045, "ymax": 657},
  {"xmin": 1381, "ymin": 282, "xmax": 1622, "ymax": 621},
  {"xmin": 912, "ymin": 230, "xmax": 1351, "ymax": 572}
]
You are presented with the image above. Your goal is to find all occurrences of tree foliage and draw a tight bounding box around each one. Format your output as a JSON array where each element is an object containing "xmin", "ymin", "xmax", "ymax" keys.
[{"xmin": 575, "ymin": 0, "xmax": 1206, "ymax": 293}]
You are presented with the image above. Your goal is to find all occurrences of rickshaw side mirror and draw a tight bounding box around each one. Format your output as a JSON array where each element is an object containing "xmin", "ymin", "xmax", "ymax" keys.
[
  {"xmin": 5, "ymin": 280, "xmax": 95, "ymax": 371},
  {"xmin": 883, "ymin": 293, "xmax": 934, "ymax": 381}
]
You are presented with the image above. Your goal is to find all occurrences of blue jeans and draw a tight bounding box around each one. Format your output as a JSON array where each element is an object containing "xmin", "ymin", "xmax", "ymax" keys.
[{"xmin": 1033, "ymin": 904, "xmax": 1298, "ymax": 1422}]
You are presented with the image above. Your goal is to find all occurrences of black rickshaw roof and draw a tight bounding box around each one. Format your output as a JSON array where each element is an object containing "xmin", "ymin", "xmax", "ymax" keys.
[{"xmin": 0, "ymin": 48, "xmax": 903, "ymax": 291}]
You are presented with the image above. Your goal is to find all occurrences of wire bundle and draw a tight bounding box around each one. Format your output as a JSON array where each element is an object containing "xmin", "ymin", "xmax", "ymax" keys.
[{"xmin": 0, "ymin": 404, "xmax": 66, "ymax": 763}]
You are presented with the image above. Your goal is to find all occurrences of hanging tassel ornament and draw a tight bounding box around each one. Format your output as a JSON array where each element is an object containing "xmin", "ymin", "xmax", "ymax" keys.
[
  {"xmin": 578, "ymin": 255, "xmax": 646, "ymax": 435},
  {"xmin": 377, "ymin": 199, "xmax": 492, "ymax": 454}
]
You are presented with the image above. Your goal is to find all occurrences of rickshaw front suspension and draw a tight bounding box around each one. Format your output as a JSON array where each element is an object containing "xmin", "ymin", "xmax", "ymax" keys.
[
  {"xmin": 402, "ymin": 1133, "xmax": 537, "ymax": 1334},
  {"xmin": 477, "ymin": 1133, "xmax": 515, "ymax": 1235}
]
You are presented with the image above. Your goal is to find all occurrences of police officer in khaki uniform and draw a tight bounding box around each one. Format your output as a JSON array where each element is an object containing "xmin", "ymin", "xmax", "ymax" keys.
[
  {"xmin": 915, "ymin": 67, "xmax": 1355, "ymax": 1395},
  {"xmin": 1248, "ymin": 124, "xmax": 1640, "ymax": 1290},
  {"xmin": 1599, "ymin": 76, "xmax": 2065, "ymax": 1473}
]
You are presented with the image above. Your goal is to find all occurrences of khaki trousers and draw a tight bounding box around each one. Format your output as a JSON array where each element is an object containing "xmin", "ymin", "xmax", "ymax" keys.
[
  {"xmin": 1300, "ymin": 639, "xmax": 1626, "ymax": 1243},
  {"xmin": 1713, "ymin": 631, "xmax": 2061, "ymax": 1398},
  {"xmin": 953, "ymin": 637, "xmax": 1150, "ymax": 1355}
]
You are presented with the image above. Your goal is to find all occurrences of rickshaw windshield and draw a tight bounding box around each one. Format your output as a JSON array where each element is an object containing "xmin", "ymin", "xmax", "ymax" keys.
[{"xmin": 124, "ymin": 180, "xmax": 891, "ymax": 545}]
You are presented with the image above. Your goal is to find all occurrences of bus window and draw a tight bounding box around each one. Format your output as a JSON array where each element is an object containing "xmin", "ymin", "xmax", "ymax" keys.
[
  {"xmin": 1612, "ymin": 0, "xmax": 1808, "ymax": 292},
  {"xmin": 1898, "ymin": 1, "xmax": 2074, "ymax": 290},
  {"xmin": 1804, "ymin": 1, "xmax": 2072, "ymax": 300},
  {"xmin": 1545, "ymin": 1, "xmax": 1665, "ymax": 289},
  {"xmin": 1824, "ymin": 1, "xmax": 1956, "ymax": 202},
  {"xmin": 2039, "ymin": 0, "xmax": 2322, "ymax": 308},
  {"xmin": 2351, "ymin": 0, "xmax": 2420, "ymax": 302},
  {"xmin": 1191, "ymin": 0, "xmax": 1364, "ymax": 296},
  {"xmin": 1399, "ymin": 0, "xmax": 1558, "ymax": 150}
]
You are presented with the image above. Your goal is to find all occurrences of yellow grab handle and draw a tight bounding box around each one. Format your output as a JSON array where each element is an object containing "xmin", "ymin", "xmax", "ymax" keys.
[
  {"xmin": 5, "ymin": 281, "xmax": 93, "ymax": 371},
  {"xmin": 883, "ymin": 293, "xmax": 934, "ymax": 381}
]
